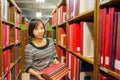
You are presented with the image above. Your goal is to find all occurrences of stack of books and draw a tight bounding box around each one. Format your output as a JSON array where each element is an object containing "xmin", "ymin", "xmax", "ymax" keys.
[{"xmin": 40, "ymin": 63, "xmax": 69, "ymax": 80}]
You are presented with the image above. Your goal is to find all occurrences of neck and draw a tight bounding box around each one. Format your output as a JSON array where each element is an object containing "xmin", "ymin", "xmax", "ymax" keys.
[
  {"xmin": 32, "ymin": 38, "xmax": 46, "ymax": 47},
  {"xmin": 33, "ymin": 38, "xmax": 44, "ymax": 43}
]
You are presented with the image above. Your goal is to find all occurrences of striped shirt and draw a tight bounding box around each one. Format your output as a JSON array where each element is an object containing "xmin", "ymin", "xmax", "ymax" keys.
[{"xmin": 25, "ymin": 38, "xmax": 58, "ymax": 80}]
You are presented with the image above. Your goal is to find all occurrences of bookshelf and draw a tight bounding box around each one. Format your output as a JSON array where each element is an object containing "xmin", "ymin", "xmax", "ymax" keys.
[
  {"xmin": 51, "ymin": 0, "xmax": 120, "ymax": 80},
  {"xmin": 0, "ymin": 0, "xmax": 27, "ymax": 80},
  {"xmin": 98, "ymin": 0, "xmax": 120, "ymax": 80},
  {"xmin": 45, "ymin": 18, "xmax": 53, "ymax": 38},
  {"xmin": 20, "ymin": 17, "xmax": 29, "ymax": 73}
]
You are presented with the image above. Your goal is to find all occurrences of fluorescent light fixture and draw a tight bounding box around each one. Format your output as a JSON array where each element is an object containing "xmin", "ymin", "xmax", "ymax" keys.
[
  {"xmin": 36, "ymin": 0, "xmax": 45, "ymax": 3},
  {"xmin": 36, "ymin": 12, "xmax": 42, "ymax": 18}
]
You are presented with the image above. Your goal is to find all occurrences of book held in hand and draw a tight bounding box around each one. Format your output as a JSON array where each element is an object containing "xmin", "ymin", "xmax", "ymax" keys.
[{"xmin": 41, "ymin": 63, "xmax": 66, "ymax": 77}]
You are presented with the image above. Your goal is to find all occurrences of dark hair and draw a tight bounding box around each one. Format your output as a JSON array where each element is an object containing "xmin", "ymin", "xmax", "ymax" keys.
[{"xmin": 28, "ymin": 18, "xmax": 45, "ymax": 38}]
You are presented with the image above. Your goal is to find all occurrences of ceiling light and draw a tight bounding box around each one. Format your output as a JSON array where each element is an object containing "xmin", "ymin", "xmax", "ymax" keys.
[
  {"xmin": 36, "ymin": 12, "xmax": 42, "ymax": 18},
  {"xmin": 36, "ymin": 0, "xmax": 45, "ymax": 3}
]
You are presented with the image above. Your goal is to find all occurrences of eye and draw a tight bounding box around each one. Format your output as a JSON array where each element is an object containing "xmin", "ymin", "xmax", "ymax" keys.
[
  {"xmin": 34, "ymin": 27, "xmax": 38, "ymax": 30},
  {"xmin": 40, "ymin": 26, "xmax": 44, "ymax": 29}
]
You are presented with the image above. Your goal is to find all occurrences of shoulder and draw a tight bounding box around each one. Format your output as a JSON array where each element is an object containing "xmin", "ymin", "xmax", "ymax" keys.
[
  {"xmin": 47, "ymin": 38, "xmax": 53, "ymax": 41},
  {"xmin": 25, "ymin": 43, "xmax": 33, "ymax": 50},
  {"xmin": 46, "ymin": 38, "xmax": 55, "ymax": 46}
]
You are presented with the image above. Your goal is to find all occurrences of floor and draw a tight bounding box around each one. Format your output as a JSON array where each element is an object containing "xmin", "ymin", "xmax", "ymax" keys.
[{"xmin": 22, "ymin": 73, "xmax": 30, "ymax": 80}]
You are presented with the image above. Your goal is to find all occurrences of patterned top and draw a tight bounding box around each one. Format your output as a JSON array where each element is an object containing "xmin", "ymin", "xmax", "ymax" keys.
[{"xmin": 25, "ymin": 38, "xmax": 58, "ymax": 79}]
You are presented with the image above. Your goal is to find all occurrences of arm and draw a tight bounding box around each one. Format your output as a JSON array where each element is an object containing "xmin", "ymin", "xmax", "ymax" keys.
[
  {"xmin": 53, "ymin": 58, "xmax": 60, "ymax": 64},
  {"xmin": 25, "ymin": 45, "xmax": 45, "ymax": 80},
  {"xmin": 51, "ymin": 38, "xmax": 60, "ymax": 64},
  {"xmin": 28, "ymin": 68, "xmax": 45, "ymax": 80}
]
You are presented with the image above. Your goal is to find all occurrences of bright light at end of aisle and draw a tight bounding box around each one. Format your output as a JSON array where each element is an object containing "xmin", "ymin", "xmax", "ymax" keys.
[
  {"xmin": 36, "ymin": 12, "xmax": 42, "ymax": 18},
  {"xmin": 36, "ymin": 0, "xmax": 45, "ymax": 3}
]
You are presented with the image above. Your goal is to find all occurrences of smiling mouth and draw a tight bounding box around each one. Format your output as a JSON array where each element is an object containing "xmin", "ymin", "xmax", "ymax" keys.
[{"xmin": 37, "ymin": 34, "xmax": 44, "ymax": 36}]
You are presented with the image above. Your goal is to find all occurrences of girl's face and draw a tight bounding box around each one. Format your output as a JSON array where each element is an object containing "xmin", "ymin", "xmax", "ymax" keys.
[{"xmin": 33, "ymin": 22, "xmax": 45, "ymax": 39}]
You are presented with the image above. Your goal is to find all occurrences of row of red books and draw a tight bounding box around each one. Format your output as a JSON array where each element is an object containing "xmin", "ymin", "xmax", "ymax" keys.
[
  {"xmin": 57, "ymin": 27, "xmax": 66, "ymax": 46},
  {"xmin": 66, "ymin": 52, "xmax": 93, "ymax": 80},
  {"xmin": 58, "ymin": 5, "xmax": 66, "ymax": 25},
  {"xmin": 67, "ymin": 0, "xmax": 94, "ymax": 20},
  {"xmin": 67, "ymin": 22, "xmax": 94, "ymax": 57},
  {"xmin": 2, "ymin": 49, "xmax": 10, "ymax": 75},
  {"xmin": 2, "ymin": 23, "xmax": 21, "ymax": 47},
  {"xmin": 99, "ymin": 7, "xmax": 120, "ymax": 74},
  {"xmin": 2, "ymin": 23, "xmax": 10, "ymax": 48},
  {"xmin": 1, "ymin": 0, "xmax": 20, "ymax": 26}
]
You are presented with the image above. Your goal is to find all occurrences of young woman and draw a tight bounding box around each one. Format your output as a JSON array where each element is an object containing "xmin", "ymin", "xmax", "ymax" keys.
[{"xmin": 25, "ymin": 18, "xmax": 59, "ymax": 80}]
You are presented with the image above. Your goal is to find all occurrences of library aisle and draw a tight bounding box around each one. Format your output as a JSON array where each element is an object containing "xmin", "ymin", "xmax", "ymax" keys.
[{"xmin": 0, "ymin": 0, "xmax": 120, "ymax": 80}]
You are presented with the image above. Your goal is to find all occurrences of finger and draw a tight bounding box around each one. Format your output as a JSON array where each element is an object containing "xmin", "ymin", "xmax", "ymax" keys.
[{"xmin": 38, "ymin": 72, "xmax": 43, "ymax": 75}]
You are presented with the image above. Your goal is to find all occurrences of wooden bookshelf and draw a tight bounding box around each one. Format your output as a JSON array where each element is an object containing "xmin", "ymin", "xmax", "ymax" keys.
[
  {"xmin": 51, "ymin": 0, "xmax": 120, "ymax": 80},
  {"xmin": 0, "ymin": 0, "xmax": 26, "ymax": 80},
  {"xmin": 100, "ymin": 0, "xmax": 120, "ymax": 7},
  {"xmin": 2, "ymin": 21, "xmax": 14, "ymax": 26},
  {"xmin": 16, "ymin": 69, "xmax": 22, "ymax": 80},
  {"xmin": 20, "ymin": 16, "xmax": 30, "ymax": 73},
  {"xmin": 67, "ymin": 49, "xmax": 94, "ymax": 65},
  {"xmin": 58, "ymin": 44, "xmax": 66, "ymax": 50},
  {"xmin": 3, "ymin": 63, "xmax": 15, "ymax": 78},
  {"xmin": 100, "ymin": 66, "xmax": 120, "ymax": 79},
  {"xmin": 57, "ymin": 0, "xmax": 66, "ymax": 8},
  {"xmin": 68, "ymin": 9, "xmax": 94, "ymax": 23},
  {"xmin": 58, "ymin": 21, "xmax": 66, "ymax": 27},
  {"xmin": 97, "ymin": 0, "xmax": 120, "ymax": 80},
  {"xmin": 45, "ymin": 18, "xmax": 53, "ymax": 38}
]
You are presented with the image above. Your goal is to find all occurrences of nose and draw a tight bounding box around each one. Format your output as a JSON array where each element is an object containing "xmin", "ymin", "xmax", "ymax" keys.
[{"xmin": 38, "ymin": 29, "xmax": 44, "ymax": 33}]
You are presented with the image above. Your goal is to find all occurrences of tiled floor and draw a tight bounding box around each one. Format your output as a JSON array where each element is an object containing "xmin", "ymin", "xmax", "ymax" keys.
[{"xmin": 22, "ymin": 73, "xmax": 30, "ymax": 80}]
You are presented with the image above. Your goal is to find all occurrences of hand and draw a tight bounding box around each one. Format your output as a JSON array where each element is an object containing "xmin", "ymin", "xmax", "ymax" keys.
[
  {"xmin": 36, "ymin": 72, "xmax": 45, "ymax": 80},
  {"xmin": 53, "ymin": 59, "xmax": 60, "ymax": 64},
  {"xmin": 41, "ymin": 74, "xmax": 52, "ymax": 80}
]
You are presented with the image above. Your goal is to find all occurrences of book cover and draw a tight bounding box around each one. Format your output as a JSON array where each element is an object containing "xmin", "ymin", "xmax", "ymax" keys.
[{"xmin": 40, "ymin": 63, "xmax": 66, "ymax": 77}]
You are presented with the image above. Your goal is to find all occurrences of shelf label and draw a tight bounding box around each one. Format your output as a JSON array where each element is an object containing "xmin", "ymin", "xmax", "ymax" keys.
[
  {"xmin": 100, "ymin": 66, "xmax": 108, "ymax": 73},
  {"xmin": 21, "ymin": 24, "xmax": 26, "ymax": 31},
  {"xmin": 48, "ymin": 25, "xmax": 52, "ymax": 31}
]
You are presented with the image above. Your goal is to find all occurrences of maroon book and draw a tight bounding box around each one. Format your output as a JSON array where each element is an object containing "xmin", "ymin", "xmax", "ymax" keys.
[{"xmin": 40, "ymin": 63, "xmax": 66, "ymax": 77}]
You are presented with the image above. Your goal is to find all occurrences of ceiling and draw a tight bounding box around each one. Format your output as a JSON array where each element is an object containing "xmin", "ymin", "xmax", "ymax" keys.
[{"xmin": 14, "ymin": 0, "xmax": 59, "ymax": 23}]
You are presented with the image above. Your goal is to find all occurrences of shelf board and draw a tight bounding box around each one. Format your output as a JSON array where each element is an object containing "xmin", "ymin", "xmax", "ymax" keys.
[
  {"xmin": 100, "ymin": 66, "xmax": 120, "ymax": 79},
  {"xmin": 2, "ymin": 43, "xmax": 14, "ymax": 50},
  {"xmin": 58, "ymin": 21, "xmax": 66, "ymax": 27},
  {"xmin": 15, "ymin": 42, "xmax": 21, "ymax": 46},
  {"xmin": 51, "ymin": 8, "xmax": 56, "ymax": 15},
  {"xmin": 58, "ymin": 44, "xmax": 66, "ymax": 50},
  {"xmin": 8, "ymin": 0, "xmax": 22, "ymax": 13},
  {"xmin": 24, "ymin": 38, "xmax": 28, "ymax": 41},
  {"xmin": 100, "ymin": 0, "xmax": 120, "ymax": 8},
  {"xmin": 67, "ymin": 49, "xmax": 94, "ymax": 65},
  {"xmin": 2, "ymin": 20, "xmax": 15, "ymax": 26},
  {"xmin": 16, "ymin": 69, "xmax": 22, "ymax": 79},
  {"xmin": 15, "ymin": 57, "xmax": 21, "ymax": 64},
  {"xmin": 3, "ymin": 63, "xmax": 15, "ymax": 78},
  {"xmin": 54, "ymin": 43, "xmax": 56, "ymax": 46},
  {"xmin": 52, "ymin": 26, "xmax": 56, "ymax": 29},
  {"xmin": 51, "ymin": 0, "xmax": 66, "ymax": 14},
  {"xmin": 57, "ymin": 0, "xmax": 66, "ymax": 8},
  {"xmin": 68, "ymin": 9, "xmax": 94, "ymax": 23},
  {"xmin": 10, "ymin": 63, "xmax": 15, "ymax": 69},
  {"xmin": 15, "ymin": 26, "xmax": 21, "ymax": 30}
]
